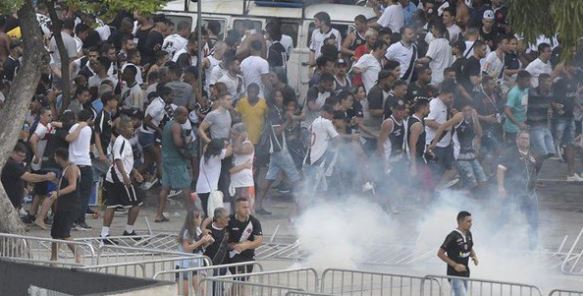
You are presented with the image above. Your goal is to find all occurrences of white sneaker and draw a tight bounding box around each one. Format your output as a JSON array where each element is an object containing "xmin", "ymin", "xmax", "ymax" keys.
[
  {"xmin": 362, "ymin": 182, "xmax": 375, "ymax": 192},
  {"xmin": 444, "ymin": 177, "xmax": 460, "ymax": 188},
  {"xmin": 566, "ymin": 174, "xmax": 583, "ymax": 182},
  {"xmin": 140, "ymin": 177, "xmax": 159, "ymax": 190},
  {"xmin": 168, "ymin": 190, "xmax": 183, "ymax": 198}
]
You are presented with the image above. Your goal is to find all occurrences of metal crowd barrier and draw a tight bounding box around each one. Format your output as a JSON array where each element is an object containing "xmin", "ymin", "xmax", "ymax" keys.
[
  {"xmin": 73, "ymin": 232, "xmax": 180, "ymax": 250},
  {"xmin": 423, "ymin": 274, "xmax": 544, "ymax": 296},
  {"xmin": 559, "ymin": 227, "xmax": 583, "ymax": 275},
  {"xmin": 95, "ymin": 244, "xmax": 211, "ymax": 266},
  {"xmin": 320, "ymin": 268, "xmax": 431, "ymax": 296},
  {"xmin": 549, "ymin": 289, "xmax": 583, "ymax": 296},
  {"xmin": 78, "ymin": 256, "xmax": 203, "ymax": 278},
  {"xmin": 211, "ymin": 268, "xmax": 320, "ymax": 294},
  {"xmin": 200, "ymin": 278, "xmax": 306, "ymax": 296},
  {"xmin": 285, "ymin": 292, "xmax": 334, "ymax": 296},
  {"xmin": 153, "ymin": 261, "xmax": 264, "ymax": 296},
  {"xmin": 0, "ymin": 233, "xmax": 97, "ymax": 265}
]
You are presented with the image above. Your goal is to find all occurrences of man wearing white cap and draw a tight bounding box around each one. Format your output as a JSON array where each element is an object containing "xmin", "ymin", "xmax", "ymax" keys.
[{"xmin": 480, "ymin": 10, "xmax": 499, "ymax": 50}]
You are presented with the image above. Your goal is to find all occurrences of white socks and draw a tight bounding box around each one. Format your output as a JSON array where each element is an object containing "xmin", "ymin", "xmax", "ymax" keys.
[
  {"xmin": 101, "ymin": 226, "xmax": 110, "ymax": 238},
  {"xmin": 125, "ymin": 224, "xmax": 134, "ymax": 234}
]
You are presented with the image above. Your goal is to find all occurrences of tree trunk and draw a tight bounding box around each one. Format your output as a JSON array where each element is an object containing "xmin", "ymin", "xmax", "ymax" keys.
[
  {"xmin": 0, "ymin": 0, "xmax": 49, "ymax": 234},
  {"xmin": 45, "ymin": 0, "xmax": 71, "ymax": 112}
]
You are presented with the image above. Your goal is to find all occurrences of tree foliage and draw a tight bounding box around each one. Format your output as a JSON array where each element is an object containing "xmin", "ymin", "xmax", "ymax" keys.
[{"xmin": 508, "ymin": 0, "xmax": 583, "ymax": 60}]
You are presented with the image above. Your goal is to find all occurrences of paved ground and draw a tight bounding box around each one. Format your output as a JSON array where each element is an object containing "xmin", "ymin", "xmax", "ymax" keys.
[{"xmin": 22, "ymin": 156, "xmax": 583, "ymax": 291}]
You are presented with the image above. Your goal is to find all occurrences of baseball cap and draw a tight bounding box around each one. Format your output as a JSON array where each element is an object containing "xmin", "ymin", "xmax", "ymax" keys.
[
  {"xmin": 483, "ymin": 10, "xmax": 495, "ymax": 20},
  {"xmin": 336, "ymin": 58, "xmax": 347, "ymax": 65}
]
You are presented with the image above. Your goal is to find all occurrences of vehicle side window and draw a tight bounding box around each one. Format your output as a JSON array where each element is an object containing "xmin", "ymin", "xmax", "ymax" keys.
[
  {"xmin": 203, "ymin": 19, "xmax": 227, "ymax": 40},
  {"xmin": 280, "ymin": 20, "xmax": 299, "ymax": 47},
  {"xmin": 164, "ymin": 15, "xmax": 193, "ymax": 31},
  {"xmin": 233, "ymin": 19, "xmax": 263, "ymax": 33}
]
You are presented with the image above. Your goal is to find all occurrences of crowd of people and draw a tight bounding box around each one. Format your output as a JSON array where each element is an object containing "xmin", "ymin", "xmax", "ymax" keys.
[{"xmin": 0, "ymin": 0, "xmax": 583, "ymax": 292}]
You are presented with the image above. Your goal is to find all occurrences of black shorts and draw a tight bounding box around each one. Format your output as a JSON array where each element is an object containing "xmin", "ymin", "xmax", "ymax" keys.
[
  {"xmin": 50, "ymin": 209, "xmax": 76, "ymax": 239},
  {"xmin": 228, "ymin": 256, "xmax": 254, "ymax": 281},
  {"xmin": 32, "ymin": 169, "xmax": 50, "ymax": 196},
  {"xmin": 103, "ymin": 181, "xmax": 143, "ymax": 209}
]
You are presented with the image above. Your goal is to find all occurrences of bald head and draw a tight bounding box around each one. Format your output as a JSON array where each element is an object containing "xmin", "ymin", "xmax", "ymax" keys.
[{"xmin": 175, "ymin": 106, "xmax": 188, "ymax": 124}]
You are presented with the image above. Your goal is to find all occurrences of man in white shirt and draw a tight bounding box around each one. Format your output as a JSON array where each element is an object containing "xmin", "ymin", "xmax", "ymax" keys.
[
  {"xmin": 385, "ymin": 26, "xmax": 417, "ymax": 82},
  {"xmin": 304, "ymin": 104, "xmax": 339, "ymax": 192},
  {"xmin": 375, "ymin": 0, "xmax": 405, "ymax": 33},
  {"xmin": 525, "ymin": 43, "xmax": 553, "ymax": 88},
  {"xmin": 309, "ymin": 12, "xmax": 342, "ymax": 65},
  {"xmin": 162, "ymin": 21, "xmax": 190, "ymax": 60},
  {"xmin": 100, "ymin": 118, "xmax": 144, "ymax": 243},
  {"xmin": 49, "ymin": 19, "xmax": 79, "ymax": 68},
  {"xmin": 240, "ymin": 40, "xmax": 270, "ymax": 97},
  {"xmin": 425, "ymin": 81, "xmax": 456, "ymax": 184},
  {"xmin": 442, "ymin": 7, "xmax": 462, "ymax": 42},
  {"xmin": 65, "ymin": 110, "xmax": 94, "ymax": 230},
  {"xmin": 482, "ymin": 35, "xmax": 508, "ymax": 82},
  {"xmin": 416, "ymin": 22, "xmax": 453, "ymax": 86},
  {"xmin": 218, "ymin": 57, "xmax": 245, "ymax": 101},
  {"xmin": 352, "ymin": 40, "xmax": 388, "ymax": 94}
]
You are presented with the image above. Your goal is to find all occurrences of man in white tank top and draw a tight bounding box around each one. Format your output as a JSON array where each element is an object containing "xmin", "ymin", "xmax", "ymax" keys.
[{"xmin": 229, "ymin": 123, "xmax": 256, "ymax": 212}]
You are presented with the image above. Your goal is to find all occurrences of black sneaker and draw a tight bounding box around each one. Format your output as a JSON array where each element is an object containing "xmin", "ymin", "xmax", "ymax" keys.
[
  {"xmin": 123, "ymin": 231, "xmax": 142, "ymax": 241},
  {"xmin": 22, "ymin": 214, "xmax": 35, "ymax": 224},
  {"xmin": 101, "ymin": 235, "xmax": 118, "ymax": 245}
]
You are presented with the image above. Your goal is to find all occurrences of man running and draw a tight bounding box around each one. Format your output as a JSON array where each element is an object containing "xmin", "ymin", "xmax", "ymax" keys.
[
  {"xmin": 156, "ymin": 107, "xmax": 194, "ymax": 222},
  {"xmin": 438, "ymin": 211, "xmax": 479, "ymax": 296},
  {"xmin": 100, "ymin": 118, "xmax": 144, "ymax": 243}
]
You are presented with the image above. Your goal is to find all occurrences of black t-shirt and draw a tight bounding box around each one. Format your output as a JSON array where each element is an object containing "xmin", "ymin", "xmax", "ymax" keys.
[
  {"xmin": 136, "ymin": 26, "xmax": 153, "ymax": 58},
  {"xmin": 142, "ymin": 30, "xmax": 164, "ymax": 65},
  {"xmin": 1, "ymin": 158, "xmax": 26, "ymax": 208},
  {"xmin": 204, "ymin": 223, "xmax": 228, "ymax": 265},
  {"xmin": 504, "ymin": 52, "xmax": 521, "ymax": 70},
  {"xmin": 498, "ymin": 147, "xmax": 541, "ymax": 196},
  {"xmin": 526, "ymin": 88, "xmax": 551, "ymax": 126},
  {"xmin": 267, "ymin": 41, "xmax": 287, "ymax": 68},
  {"xmin": 95, "ymin": 110, "xmax": 113, "ymax": 154},
  {"xmin": 347, "ymin": 100, "xmax": 364, "ymax": 118},
  {"xmin": 440, "ymin": 230, "xmax": 474, "ymax": 277},
  {"xmin": 451, "ymin": 57, "xmax": 467, "ymax": 84},
  {"xmin": 480, "ymin": 27, "xmax": 498, "ymax": 50},
  {"xmin": 367, "ymin": 85, "xmax": 386, "ymax": 111},
  {"xmin": 44, "ymin": 126, "xmax": 71, "ymax": 169},
  {"xmin": 2, "ymin": 57, "xmax": 20, "ymax": 82},
  {"xmin": 552, "ymin": 73, "xmax": 580, "ymax": 119},
  {"xmin": 227, "ymin": 215, "xmax": 262, "ymax": 259},
  {"xmin": 474, "ymin": 91, "xmax": 504, "ymax": 133},
  {"xmin": 407, "ymin": 83, "xmax": 435, "ymax": 105},
  {"xmin": 461, "ymin": 56, "xmax": 481, "ymax": 92},
  {"xmin": 267, "ymin": 105, "xmax": 286, "ymax": 153}
]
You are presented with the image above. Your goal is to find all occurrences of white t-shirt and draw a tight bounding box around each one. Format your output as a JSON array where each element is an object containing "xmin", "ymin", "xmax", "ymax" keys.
[
  {"xmin": 139, "ymin": 97, "xmax": 173, "ymax": 134},
  {"xmin": 49, "ymin": 32, "xmax": 78, "ymax": 66},
  {"xmin": 376, "ymin": 4, "xmax": 404, "ymax": 33},
  {"xmin": 204, "ymin": 55, "xmax": 222, "ymax": 91},
  {"xmin": 162, "ymin": 34, "xmax": 188, "ymax": 59},
  {"xmin": 31, "ymin": 123, "xmax": 52, "ymax": 170},
  {"xmin": 105, "ymin": 136, "xmax": 134, "ymax": 183},
  {"xmin": 425, "ymin": 38, "xmax": 453, "ymax": 85},
  {"xmin": 196, "ymin": 149, "xmax": 227, "ymax": 193},
  {"xmin": 308, "ymin": 116, "xmax": 339, "ymax": 165},
  {"xmin": 281, "ymin": 34, "xmax": 294, "ymax": 56},
  {"xmin": 217, "ymin": 72, "xmax": 245, "ymax": 101},
  {"xmin": 385, "ymin": 42, "xmax": 417, "ymax": 82},
  {"xmin": 463, "ymin": 40, "xmax": 491, "ymax": 58},
  {"xmin": 482, "ymin": 51, "xmax": 505, "ymax": 81},
  {"xmin": 525, "ymin": 58, "xmax": 552, "ymax": 88},
  {"xmin": 68, "ymin": 123, "xmax": 92, "ymax": 166},
  {"xmin": 309, "ymin": 27, "xmax": 342, "ymax": 59},
  {"xmin": 447, "ymin": 24, "xmax": 462, "ymax": 42},
  {"xmin": 230, "ymin": 140, "xmax": 254, "ymax": 188},
  {"xmin": 121, "ymin": 82, "xmax": 145, "ymax": 110},
  {"xmin": 352, "ymin": 53, "xmax": 382, "ymax": 94},
  {"xmin": 425, "ymin": 97, "xmax": 452, "ymax": 148},
  {"xmin": 241, "ymin": 55, "xmax": 269, "ymax": 96},
  {"xmin": 209, "ymin": 64, "xmax": 228, "ymax": 87}
]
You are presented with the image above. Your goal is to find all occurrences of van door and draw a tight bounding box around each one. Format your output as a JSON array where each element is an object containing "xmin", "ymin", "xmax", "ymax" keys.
[
  {"xmin": 230, "ymin": 17, "xmax": 265, "ymax": 35},
  {"xmin": 162, "ymin": 12, "xmax": 197, "ymax": 32}
]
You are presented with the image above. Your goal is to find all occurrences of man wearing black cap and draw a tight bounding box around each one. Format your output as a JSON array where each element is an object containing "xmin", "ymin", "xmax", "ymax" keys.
[{"xmin": 2, "ymin": 39, "xmax": 22, "ymax": 82}]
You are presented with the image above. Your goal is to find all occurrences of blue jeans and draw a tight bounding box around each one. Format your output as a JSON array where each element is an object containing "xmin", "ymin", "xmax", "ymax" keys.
[
  {"xmin": 76, "ymin": 166, "xmax": 93, "ymax": 224},
  {"xmin": 451, "ymin": 279, "xmax": 468, "ymax": 296},
  {"xmin": 455, "ymin": 159, "xmax": 487, "ymax": 188},
  {"xmin": 553, "ymin": 118, "xmax": 575, "ymax": 145},
  {"xmin": 497, "ymin": 192, "xmax": 540, "ymax": 249},
  {"xmin": 529, "ymin": 125, "xmax": 555, "ymax": 156},
  {"xmin": 265, "ymin": 148, "xmax": 301, "ymax": 183}
]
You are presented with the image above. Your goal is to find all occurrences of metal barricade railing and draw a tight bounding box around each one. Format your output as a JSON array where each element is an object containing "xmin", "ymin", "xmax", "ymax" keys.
[
  {"xmin": 73, "ymin": 232, "xmax": 180, "ymax": 250},
  {"xmin": 549, "ymin": 289, "xmax": 583, "ymax": 296},
  {"xmin": 560, "ymin": 227, "xmax": 583, "ymax": 275},
  {"xmin": 153, "ymin": 261, "xmax": 264, "ymax": 296},
  {"xmin": 78, "ymin": 256, "xmax": 202, "ymax": 278},
  {"xmin": 211, "ymin": 268, "xmax": 320, "ymax": 294},
  {"xmin": 423, "ymin": 274, "xmax": 544, "ymax": 296},
  {"xmin": 320, "ymin": 268, "xmax": 431, "ymax": 296},
  {"xmin": 95, "ymin": 244, "xmax": 212, "ymax": 266},
  {"xmin": 200, "ymin": 278, "xmax": 306, "ymax": 296},
  {"xmin": 285, "ymin": 292, "xmax": 334, "ymax": 296},
  {"xmin": 0, "ymin": 233, "xmax": 96, "ymax": 265}
]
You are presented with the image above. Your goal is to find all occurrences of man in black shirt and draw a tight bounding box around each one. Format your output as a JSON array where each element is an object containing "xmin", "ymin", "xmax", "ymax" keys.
[
  {"xmin": 227, "ymin": 197, "xmax": 263, "ymax": 278},
  {"xmin": 142, "ymin": 16, "xmax": 168, "ymax": 66},
  {"xmin": 497, "ymin": 131, "xmax": 543, "ymax": 249},
  {"xmin": 438, "ymin": 211, "xmax": 478, "ymax": 296},
  {"xmin": 202, "ymin": 207, "xmax": 230, "ymax": 296},
  {"xmin": 2, "ymin": 40, "xmax": 22, "ymax": 82},
  {"xmin": 461, "ymin": 40, "xmax": 487, "ymax": 96},
  {"xmin": 551, "ymin": 64, "xmax": 583, "ymax": 181},
  {"xmin": 406, "ymin": 66, "xmax": 434, "ymax": 103},
  {"xmin": 1, "ymin": 143, "xmax": 56, "ymax": 210},
  {"xmin": 527, "ymin": 74, "xmax": 555, "ymax": 159}
]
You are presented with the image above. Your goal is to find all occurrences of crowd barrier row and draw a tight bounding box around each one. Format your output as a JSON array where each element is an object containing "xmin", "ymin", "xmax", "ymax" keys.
[{"xmin": 1, "ymin": 233, "xmax": 581, "ymax": 296}]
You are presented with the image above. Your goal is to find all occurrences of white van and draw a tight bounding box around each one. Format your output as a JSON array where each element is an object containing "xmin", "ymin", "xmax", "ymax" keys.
[{"xmin": 160, "ymin": 0, "xmax": 376, "ymax": 102}]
